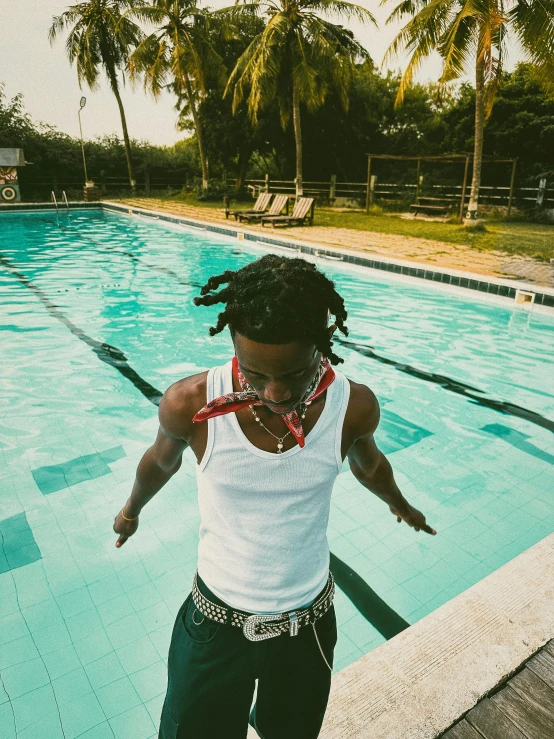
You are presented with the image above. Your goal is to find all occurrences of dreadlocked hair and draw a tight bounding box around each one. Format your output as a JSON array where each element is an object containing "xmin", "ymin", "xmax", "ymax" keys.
[{"xmin": 193, "ymin": 254, "xmax": 349, "ymax": 364}]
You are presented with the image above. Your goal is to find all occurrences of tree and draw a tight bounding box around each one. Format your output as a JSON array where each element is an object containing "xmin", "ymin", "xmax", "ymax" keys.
[
  {"xmin": 439, "ymin": 64, "xmax": 554, "ymax": 183},
  {"xmin": 0, "ymin": 84, "xmax": 199, "ymax": 199},
  {"xmin": 297, "ymin": 62, "xmax": 451, "ymax": 181},
  {"xmin": 128, "ymin": 0, "xmax": 226, "ymax": 191},
  {"xmin": 171, "ymin": 9, "xmax": 280, "ymax": 193},
  {"xmin": 49, "ymin": 0, "xmax": 144, "ymax": 189},
  {"xmin": 382, "ymin": 0, "xmax": 554, "ymax": 225},
  {"xmin": 224, "ymin": 0, "xmax": 375, "ymax": 196}
]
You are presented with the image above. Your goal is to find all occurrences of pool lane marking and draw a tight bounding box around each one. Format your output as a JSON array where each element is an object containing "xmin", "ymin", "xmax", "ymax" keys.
[
  {"xmin": 57, "ymin": 221, "xmax": 203, "ymax": 289},
  {"xmin": 337, "ymin": 338, "xmax": 554, "ymax": 435},
  {"xmin": 1, "ymin": 253, "xmax": 413, "ymax": 639},
  {"xmin": 0, "ymin": 253, "xmax": 162, "ymax": 405}
]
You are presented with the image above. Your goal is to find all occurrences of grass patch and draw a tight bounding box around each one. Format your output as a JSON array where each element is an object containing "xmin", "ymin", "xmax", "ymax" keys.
[{"xmin": 313, "ymin": 210, "xmax": 554, "ymax": 261}]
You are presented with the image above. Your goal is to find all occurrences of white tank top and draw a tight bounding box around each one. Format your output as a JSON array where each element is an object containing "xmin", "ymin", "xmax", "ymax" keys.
[{"xmin": 196, "ymin": 359, "xmax": 350, "ymax": 614}]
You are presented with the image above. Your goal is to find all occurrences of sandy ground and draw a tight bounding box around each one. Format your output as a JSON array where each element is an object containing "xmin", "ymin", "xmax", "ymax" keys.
[{"xmin": 117, "ymin": 198, "xmax": 553, "ymax": 287}]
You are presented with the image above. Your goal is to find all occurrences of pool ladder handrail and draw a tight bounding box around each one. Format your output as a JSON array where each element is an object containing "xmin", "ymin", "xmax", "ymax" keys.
[
  {"xmin": 62, "ymin": 191, "xmax": 69, "ymax": 209},
  {"xmin": 51, "ymin": 191, "xmax": 58, "ymax": 210}
]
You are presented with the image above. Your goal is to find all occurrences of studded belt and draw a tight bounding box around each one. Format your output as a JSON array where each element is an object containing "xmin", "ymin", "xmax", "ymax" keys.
[{"xmin": 191, "ymin": 571, "xmax": 335, "ymax": 642}]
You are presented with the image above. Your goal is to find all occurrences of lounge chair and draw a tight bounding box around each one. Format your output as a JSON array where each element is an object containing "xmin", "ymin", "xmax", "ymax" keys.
[
  {"xmin": 261, "ymin": 197, "xmax": 315, "ymax": 228},
  {"xmin": 226, "ymin": 192, "xmax": 272, "ymax": 220},
  {"xmin": 237, "ymin": 195, "xmax": 289, "ymax": 223}
]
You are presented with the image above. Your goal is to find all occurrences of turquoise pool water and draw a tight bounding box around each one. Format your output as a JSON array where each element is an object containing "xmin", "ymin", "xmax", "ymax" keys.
[{"xmin": 1, "ymin": 208, "xmax": 553, "ymax": 739}]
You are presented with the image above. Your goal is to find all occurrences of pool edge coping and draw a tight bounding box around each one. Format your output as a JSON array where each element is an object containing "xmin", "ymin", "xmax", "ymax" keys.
[
  {"xmin": 2, "ymin": 200, "xmax": 553, "ymax": 735},
  {"xmin": 99, "ymin": 200, "xmax": 554, "ymax": 310},
  {"xmin": 317, "ymin": 531, "xmax": 554, "ymax": 739}
]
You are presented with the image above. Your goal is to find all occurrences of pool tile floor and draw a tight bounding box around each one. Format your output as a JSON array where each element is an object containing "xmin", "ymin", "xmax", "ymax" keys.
[{"xmin": 2, "ymin": 209, "xmax": 554, "ymax": 737}]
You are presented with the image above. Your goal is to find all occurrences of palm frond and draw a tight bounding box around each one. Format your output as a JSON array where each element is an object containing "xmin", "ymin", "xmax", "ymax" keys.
[
  {"xmin": 123, "ymin": 3, "xmax": 168, "ymax": 24},
  {"xmin": 439, "ymin": 5, "xmax": 479, "ymax": 82},
  {"xmin": 301, "ymin": 13, "xmax": 368, "ymax": 108},
  {"xmin": 227, "ymin": 0, "xmax": 373, "ymax": 129},
  {"xmin": 49, "ymin": 7, "xmax": 84, "ymax": 44},
  {"xmin": 381, "ymin": 0, "xmax": 443, "ymax": 25},
  {"xmin": 382, "ymin": 0, "xmax": 457, "ymax": 67},
  {"xmin": 130, "ymin": 33, "xmax": 170, "ymax": 95},
  {"xmin": 508, "ymin": 0, "xmax": 554, "ymax": 65},
  {"xmin": 303, "ymin": 0, "xmax": 377, "ymax": 26},
  {"xmin": 226, "ymin": 9, "xmax": 291, "ymax": 123}
]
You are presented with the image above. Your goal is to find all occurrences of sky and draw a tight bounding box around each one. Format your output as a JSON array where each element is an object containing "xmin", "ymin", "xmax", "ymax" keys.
[{"xmin": 0, "ymin": 1, "xmax": 520, "ymax": 147}]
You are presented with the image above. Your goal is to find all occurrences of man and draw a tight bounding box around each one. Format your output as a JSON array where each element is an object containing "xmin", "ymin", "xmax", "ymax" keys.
[{"xmin": 113, "ymin": 254, "xmax": 436, "ymax": 739}]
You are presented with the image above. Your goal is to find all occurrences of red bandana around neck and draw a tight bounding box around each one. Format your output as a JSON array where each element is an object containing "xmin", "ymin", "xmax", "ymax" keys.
[{"xmin": 192, "ymin": 356, "xmax": 335, "ymax": 448}]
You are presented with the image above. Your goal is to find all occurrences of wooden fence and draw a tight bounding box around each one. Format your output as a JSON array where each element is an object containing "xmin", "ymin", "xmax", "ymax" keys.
[
  {"xmin": 18, "ymin": 174, "xmax": 188, "ymax": 201},
  {"xmin": 17, "ymin": 172, "xmax": 554, "ymax": 213},
  {"xmin": 230, "ymin": 175, "xmax": 554, "ymax": 211}
]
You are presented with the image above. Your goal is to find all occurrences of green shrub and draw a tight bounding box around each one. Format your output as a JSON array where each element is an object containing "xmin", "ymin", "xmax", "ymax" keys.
[{"xmin": 192, "ymin": 181, "xmax": 231, "ymax": 201}]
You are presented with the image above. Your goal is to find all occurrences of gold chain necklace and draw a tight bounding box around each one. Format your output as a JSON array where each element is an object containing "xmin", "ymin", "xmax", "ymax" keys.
[{"xmin": 249, "ymin": 401, "xmax": 311, "ymax": 453}]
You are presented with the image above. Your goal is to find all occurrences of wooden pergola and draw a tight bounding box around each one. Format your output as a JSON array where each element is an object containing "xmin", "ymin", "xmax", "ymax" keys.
[{"xmin": 365, "ymin": 153, "xmax": 517, "ymax": 220}]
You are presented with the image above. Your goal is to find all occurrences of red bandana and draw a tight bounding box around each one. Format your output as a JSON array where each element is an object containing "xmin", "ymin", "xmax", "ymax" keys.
[{"xmin": 192, "ymin": 357, "xmax": 335, "ymax": 448}]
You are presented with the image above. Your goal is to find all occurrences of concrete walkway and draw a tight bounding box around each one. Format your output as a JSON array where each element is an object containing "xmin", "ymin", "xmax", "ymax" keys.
[{"xmin": 317, "ymin": 533, "xmax": 554, "ymax": 739}]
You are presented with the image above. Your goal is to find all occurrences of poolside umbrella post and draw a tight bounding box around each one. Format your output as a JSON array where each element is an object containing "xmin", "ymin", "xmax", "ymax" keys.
[
  {"xmin": 78, "ymin": 97, "xmax": 89, "ymax": 184},
  {"xmin": 508, "ymin": 159, "xmax": 517, "ymax": 218},
  {"xmin": 365, "ymin": 156, "xmax": 372, "ymax": 213},
  {"xmin": 460, "ymin": 155, "xmax": 470, "ymax": 222}
]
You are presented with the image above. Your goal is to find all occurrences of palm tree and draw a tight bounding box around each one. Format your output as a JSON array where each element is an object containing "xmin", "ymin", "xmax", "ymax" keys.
[
  {"xmin": 50, "ymin": 0, "xmax": 144, "ymax": 189},
  {"xmin": 128, "ymin": 0, "xmax": 226, "ymax": 191},
  {"xmin": 382, "ymin": 1, "xmax": 554, "ymax": 226},
  {"xmin": 224, "ymin": 0, "xmax": 376, "ymax": 197}
]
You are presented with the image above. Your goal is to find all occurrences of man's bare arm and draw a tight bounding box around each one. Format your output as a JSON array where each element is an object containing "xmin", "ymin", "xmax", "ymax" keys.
[
  {"xmin": 347, "ymin": 383, "xmax": 437, "ymax": 535},
  {"xmin": 113, "ymin": 379, "xmax": 196, "ymax": 547}
]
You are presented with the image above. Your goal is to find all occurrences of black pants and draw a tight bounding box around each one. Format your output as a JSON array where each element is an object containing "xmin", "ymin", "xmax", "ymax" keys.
[{"xmin": 159, "ymin": 574, "xmax": 338, "ymax": 739}]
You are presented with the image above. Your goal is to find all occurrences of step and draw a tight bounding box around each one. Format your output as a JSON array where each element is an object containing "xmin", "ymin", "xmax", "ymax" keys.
[
  {"xmin": 411, "ymin": 204, "xmax": 453, "ymax": 212},
  {"xmin": 417, "ymin": 197, "xmax": 461, "ymax": 203}
]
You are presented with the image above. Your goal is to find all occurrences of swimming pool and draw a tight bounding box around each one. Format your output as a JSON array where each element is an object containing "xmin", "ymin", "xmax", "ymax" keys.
[{"xmin": 1, "ymin": 208, "xmax": 553, "ymax": 738}]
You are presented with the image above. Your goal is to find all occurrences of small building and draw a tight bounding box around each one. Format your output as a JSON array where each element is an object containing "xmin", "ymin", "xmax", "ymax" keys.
[{"xmin": 0, "ymin": 148, "xmax": 25, "ymax": 203}]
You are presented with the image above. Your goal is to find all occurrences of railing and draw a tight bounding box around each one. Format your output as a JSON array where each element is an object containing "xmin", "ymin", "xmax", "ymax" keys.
[
  {"xmin": 50, "ymin": 191, "xmax": 58, "ymax": 209},
  {"xmin": 230, "ymin": 176, "xmax": 554, "ymax": 209},
  {"xmin": 20, "ymin": 176, "xmax": 190, "ymax": 201},
  {"xmin": 18, "ymin": 173, "xmax": 554, "ymax": 211},
  {"xmin": 62, "ymin": 191, "xmax": 69, "ymax": 208}
]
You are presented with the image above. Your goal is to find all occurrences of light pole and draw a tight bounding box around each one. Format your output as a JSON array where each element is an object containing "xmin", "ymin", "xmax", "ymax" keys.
[{"xmin": 78, "ymin": 97, "xmax": 89, "ymax": 183}]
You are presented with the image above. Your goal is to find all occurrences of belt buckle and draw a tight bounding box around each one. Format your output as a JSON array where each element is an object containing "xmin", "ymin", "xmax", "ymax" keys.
[{"xmin": 242, "ymin": 613, "xmax": 284, "ymax": 642}]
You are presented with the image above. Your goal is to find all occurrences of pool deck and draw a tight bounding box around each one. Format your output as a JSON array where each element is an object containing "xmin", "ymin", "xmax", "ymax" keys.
[
  {"xmin": 112, "ymin": 197, "xmax": 554, "ymax": 290},
  {"xmin": 97, "ymin": 200, "xmax": 554, "ymax": 312},
  {"xmin": 440, "ymin": 638, "xmax": 554, "ymax": 739},
  {"xmin": 303, "ymin": 532, "xmax": 554, "ymax": 739}
]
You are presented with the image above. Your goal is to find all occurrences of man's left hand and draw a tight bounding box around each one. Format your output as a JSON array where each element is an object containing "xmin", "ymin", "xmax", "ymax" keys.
[{"xmin": 390, "ymin": 503, "xmax": 437, "ymax": 535}]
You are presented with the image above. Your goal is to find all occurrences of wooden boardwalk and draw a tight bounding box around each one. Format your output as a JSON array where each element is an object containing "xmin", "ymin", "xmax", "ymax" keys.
[{"xmin": 441, "ymin": 639, "xmax": 554, "ymax": 739}]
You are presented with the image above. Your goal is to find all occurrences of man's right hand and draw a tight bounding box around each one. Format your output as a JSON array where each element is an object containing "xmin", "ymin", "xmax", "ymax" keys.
[{"xmin": 113, "ymin": 510, "xmax": 139, "ymax": 548}]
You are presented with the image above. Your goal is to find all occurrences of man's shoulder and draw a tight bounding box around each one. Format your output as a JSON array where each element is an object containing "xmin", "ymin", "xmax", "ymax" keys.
[
  {"xmin": 159, "ymin": 371, "xmax": 209, "ymax": 440},
  {"xmin": 344, "ymin": 377, "xmax": 380, "ymax": 437}
]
